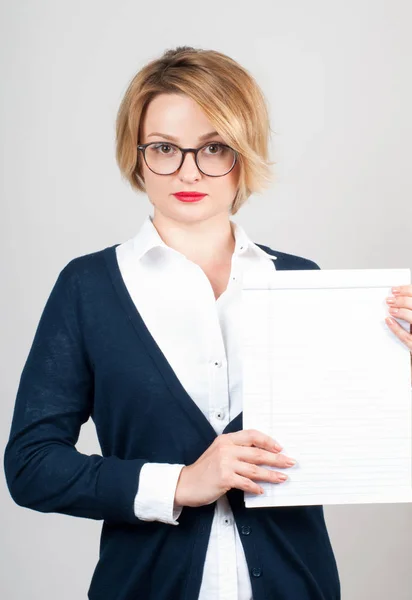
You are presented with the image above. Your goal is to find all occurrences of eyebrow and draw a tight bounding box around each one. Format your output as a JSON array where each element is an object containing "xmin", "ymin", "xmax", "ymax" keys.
[{"xmin": 147, "ymin": 131, "xmax": 221, "ymax": 142}]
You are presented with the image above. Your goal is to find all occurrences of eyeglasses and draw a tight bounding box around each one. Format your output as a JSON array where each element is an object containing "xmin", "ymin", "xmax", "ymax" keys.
[{"xmin": 137, "ymin": 141, "xmax": 238, "ymax": 177}]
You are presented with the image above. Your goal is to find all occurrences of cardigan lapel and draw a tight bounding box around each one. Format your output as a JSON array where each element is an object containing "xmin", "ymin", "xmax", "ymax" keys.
[{"xmin": 103, "ymin": 243, "xmax": 282, "ymax": 446}]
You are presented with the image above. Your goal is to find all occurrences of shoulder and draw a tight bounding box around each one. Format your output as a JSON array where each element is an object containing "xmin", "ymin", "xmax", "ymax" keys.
[
  {"xmin": 61, "ymin": 242, "xmax": 120, "ymax": 275},
  {"xmin": 254, "ymin": 242, "xmax": 321, "ymax": 270},
  {"xmin": 56, "ymin": 244, "xmax": 119, "ymax": 294}
]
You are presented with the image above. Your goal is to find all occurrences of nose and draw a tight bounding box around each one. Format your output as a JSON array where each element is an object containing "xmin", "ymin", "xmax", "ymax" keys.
[{"xmin": 178, "ymin": 151, "xmax": 201, "ymax": 181}]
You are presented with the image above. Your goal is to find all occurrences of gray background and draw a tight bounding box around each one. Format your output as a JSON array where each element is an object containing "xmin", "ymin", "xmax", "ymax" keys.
[{"xmin": 1, "ymin": 1, "xmax": 411, "ymax": 598}]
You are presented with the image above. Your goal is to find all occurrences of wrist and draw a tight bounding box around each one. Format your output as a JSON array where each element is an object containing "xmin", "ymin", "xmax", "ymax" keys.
[{"xmin": 174, "ymin": 465, "xmax": 188, "ymax": 507}]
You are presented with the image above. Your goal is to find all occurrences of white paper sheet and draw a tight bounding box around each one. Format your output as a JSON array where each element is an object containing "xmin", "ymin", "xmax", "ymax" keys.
[{"xmin": 241, "ymin": 268, "xmax": 412, "ymax": 508}]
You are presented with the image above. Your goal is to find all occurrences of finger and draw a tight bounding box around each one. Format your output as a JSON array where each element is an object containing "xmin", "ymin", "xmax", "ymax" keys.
[
  {"xmin": 385, "ymin": 317, "xmax": 412, "ymax": 351},
  {"xmin": 235, "ymin": 461, "xmax": 288, "ymax": 484},
  {"xmin": 228, "ymin": 429, "xmax": 283, "ymax": 452},
  {"xmin": 387, "ymin": 306, "xmax": 412, "ymax": 324},
  {"xmin": 236, "ymin": 446, "xmax": 296, "ymax": 468},
  {"xmin": 392, "ymin": 285, "xmax": 412, "ymax": 297},
  {"xmin": 231, "ymin": 473, "xmax": 264, "ymax": 495},
  {"xmin": 387, "ymin": 295, "xmax": 412, "ymax": 313}
]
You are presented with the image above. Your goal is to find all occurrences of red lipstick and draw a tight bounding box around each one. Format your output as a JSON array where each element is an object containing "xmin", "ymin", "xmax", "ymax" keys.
[{"xmin": 173, "ymin": 192, "xmax": 207, "ymax": 203}]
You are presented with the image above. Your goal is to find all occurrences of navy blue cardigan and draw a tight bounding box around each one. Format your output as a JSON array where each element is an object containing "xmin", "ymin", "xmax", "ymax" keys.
[{"xmin": 3, "ymin": 242, "xmax": 341, "ymax": 600}]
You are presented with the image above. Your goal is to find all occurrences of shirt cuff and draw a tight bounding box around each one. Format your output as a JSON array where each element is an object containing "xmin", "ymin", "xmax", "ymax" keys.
[{"xmin": 133, "ymin": 463, "xmax": 186, "ymax": 525}]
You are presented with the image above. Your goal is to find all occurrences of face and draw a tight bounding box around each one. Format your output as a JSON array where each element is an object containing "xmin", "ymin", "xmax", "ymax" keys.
[{"xmin": 138, "ymin": 93, "xmax": 240, "ymax": 226}]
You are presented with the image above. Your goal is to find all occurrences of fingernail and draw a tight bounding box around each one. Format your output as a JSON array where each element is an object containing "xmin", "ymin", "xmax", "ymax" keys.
[{"xmin": 392, "ymin": 287, "xmax": 400, "ymax": 293}]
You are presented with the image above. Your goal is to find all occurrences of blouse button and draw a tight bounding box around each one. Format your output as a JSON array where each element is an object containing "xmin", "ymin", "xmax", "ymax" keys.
[
  {"xmin": 214, "ymin": 360, "xmax": 222, "ymax": 368},
  {"xmin": 215, "ymin": 408, "xmax": 225, "ymax": 420}
]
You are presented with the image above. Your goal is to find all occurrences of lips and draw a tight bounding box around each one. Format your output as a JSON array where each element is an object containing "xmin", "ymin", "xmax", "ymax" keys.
[{"xmin": 173, "ymin": 192, "xmax": 206, "ymax": 202}]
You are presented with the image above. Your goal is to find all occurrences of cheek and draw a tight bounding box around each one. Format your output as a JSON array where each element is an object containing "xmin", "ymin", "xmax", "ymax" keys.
[
  {"xmin": 207, "ymin": 166, "xmax": 239, "ymax": 196},
  {"xmin": 227, "ymin": 169, "xmax": 240, "ymax": 193},
  {"xmin": 212, "ymin": 163, "xmax": 240, "ymax": 192},
  {"xmin": 141, "ymin": 163, "xmax": 157, "ymax": 187},
  {"xmin": 144, "ymin": 169, "xmax": 172, "ymax": 197},
  {"xmin": 228, "ymin": 162, "xmax": 241, "ymax": 186}
]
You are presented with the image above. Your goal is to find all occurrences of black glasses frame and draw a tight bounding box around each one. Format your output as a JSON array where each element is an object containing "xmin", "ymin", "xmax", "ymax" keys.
[{"xmin": 137, "ymin": 141, "xmax": 238, "ymax": 177}]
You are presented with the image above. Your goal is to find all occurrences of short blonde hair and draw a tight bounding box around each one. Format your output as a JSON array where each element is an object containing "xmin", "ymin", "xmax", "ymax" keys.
[{"xmin": 115, "ymin": 46, "xmax": 275, "ymax": 215}]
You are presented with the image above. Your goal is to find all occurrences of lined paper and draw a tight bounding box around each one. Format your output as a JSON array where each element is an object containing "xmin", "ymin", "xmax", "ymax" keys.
[{"xmin": 241, "ymin": 268, "xmax": 412, "ymax": 508}]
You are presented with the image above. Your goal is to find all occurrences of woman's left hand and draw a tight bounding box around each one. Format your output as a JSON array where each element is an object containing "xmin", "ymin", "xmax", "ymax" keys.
[{"xmin": 385, "ymin": 285, "xmax": 412, "ymax": 377}]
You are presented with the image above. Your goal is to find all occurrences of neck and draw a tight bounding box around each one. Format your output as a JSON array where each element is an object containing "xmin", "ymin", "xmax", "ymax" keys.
[{"xmin": 151, "ymin": 213, "xmax": 236, "ymax": 265}]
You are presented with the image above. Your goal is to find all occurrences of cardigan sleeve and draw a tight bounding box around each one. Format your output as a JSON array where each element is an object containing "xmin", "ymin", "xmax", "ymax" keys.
[{"xmin": 3, "ymin": 262, "xmax": 147, "ymax": 525}]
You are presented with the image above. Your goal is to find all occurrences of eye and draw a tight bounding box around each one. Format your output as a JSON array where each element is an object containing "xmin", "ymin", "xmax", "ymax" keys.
[
  {"xmin": 204, "ymin": 143, "xmax": 224, "ymax": 154},
  {"xmin": 151, "ymin": 143, "xmax": 177, "ymax": 154}
]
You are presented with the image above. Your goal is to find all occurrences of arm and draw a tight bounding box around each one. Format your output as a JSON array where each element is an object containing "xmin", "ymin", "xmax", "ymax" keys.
[
  {"xmin": 134, "ymin": 463, "xmax": 185, "ymax": 525},
  {"xmin": 3, "ymin": 262, "xmax": 148, "ymax": 526}
]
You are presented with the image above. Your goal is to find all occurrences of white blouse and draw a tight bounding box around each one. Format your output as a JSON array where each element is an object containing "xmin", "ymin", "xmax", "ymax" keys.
[{"xmin": 115, "ymin": 214, "xmax": 277, "ymax": 600}]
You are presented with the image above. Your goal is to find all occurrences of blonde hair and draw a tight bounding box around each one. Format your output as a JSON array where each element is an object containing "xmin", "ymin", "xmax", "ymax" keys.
[{"xmin": 115, "ymin": 46, "xmax": 275, "ymax": 215}]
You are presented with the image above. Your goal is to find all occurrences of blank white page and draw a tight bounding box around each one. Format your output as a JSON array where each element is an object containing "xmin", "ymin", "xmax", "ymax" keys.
[{"xmin": 241, "ymin": 268, "xmax": 412, "ymax": 508}]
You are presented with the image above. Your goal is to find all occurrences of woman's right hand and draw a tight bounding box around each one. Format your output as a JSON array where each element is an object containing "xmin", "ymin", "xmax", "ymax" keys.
[{"xmin": 174, "ymin": 429, "xmax": 296, "ymax": 508}]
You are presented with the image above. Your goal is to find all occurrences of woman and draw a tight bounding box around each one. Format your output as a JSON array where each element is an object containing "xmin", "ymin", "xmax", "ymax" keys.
[{"xmin": 4, "ymin": 46, "xmax": 412, "ymax": 600}]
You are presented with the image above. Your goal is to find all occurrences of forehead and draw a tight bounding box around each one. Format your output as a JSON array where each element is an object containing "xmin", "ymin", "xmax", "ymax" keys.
[{"xmin": 141, "ymin": 93, "xmax": 215, "ymax": 138}]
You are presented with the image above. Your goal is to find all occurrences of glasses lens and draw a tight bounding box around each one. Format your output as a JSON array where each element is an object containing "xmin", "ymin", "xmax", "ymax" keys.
[
  {"xmin": 144, "ymin": 143, "xmax": 182, "ymax": 174},
  {"xmin": 144, "ymin": 143, "xmax": 236, "ymax": 176},
  {"xmin": 197, "ymin": 144, "xmax": 236, "ymax": 176}
]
